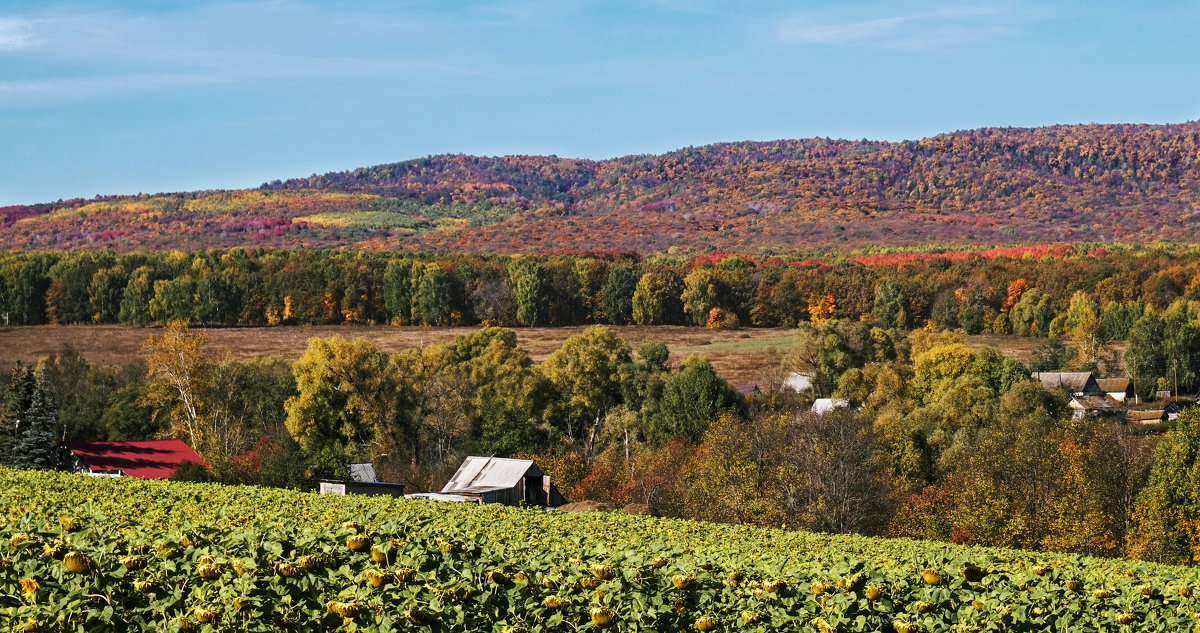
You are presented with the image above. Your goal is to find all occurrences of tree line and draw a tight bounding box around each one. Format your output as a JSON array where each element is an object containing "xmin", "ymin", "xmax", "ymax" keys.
[
  {"xmin": 8, "ymin": 246, "xmax": 1200, "ymax": 394},
  {"xmin": 0, "ymin": 246, "xmax": 1196, "ymax": 328}
]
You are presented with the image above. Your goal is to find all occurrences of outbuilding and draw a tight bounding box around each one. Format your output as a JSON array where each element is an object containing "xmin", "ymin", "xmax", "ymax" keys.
[
  {"xmin": 440, "ymin": 456, "xmax": 566, "ymax": 507},
  {"xmin": 319, "ymin": 462, "xmax": 408, "ymax": 498}
]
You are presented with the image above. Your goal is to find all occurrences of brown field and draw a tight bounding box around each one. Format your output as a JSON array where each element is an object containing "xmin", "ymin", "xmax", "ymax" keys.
[
  {"xmin": 0, "ymin": 325, "xmax": 1114, "ymax": 386},
  {"xmin": 0, "ymin": 325, "xmax": 796, "ymax": 386}
]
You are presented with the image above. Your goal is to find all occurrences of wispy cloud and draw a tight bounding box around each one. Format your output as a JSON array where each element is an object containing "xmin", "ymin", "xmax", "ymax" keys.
[
  {"xmin": 0, "ymin": 17, "xmax": 36, "ymax": 51},
  {"xmin": 0, "ymin": 2, "xmax": 490, "ymax": 104},
  {"xmin": 777, "ymin": 4, "xmax": 1017, "ymax": 51}
]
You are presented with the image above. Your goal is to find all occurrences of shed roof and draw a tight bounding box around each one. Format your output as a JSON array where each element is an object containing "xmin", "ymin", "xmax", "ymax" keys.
[
  {"xmin": 1127, "ymin": 410, "xmax": 1168, "ymax": 423},
  {"xmin": 65, "ymin": 439, "xmax": 205, "ymax": 479},
  {"xmin": 1096, "ymin": 378, "xmax": 1131, "ymax": 393},
  {"xmin": 734, "ymin": 383, "xmax": 759, "ymax": 397},
  {"xmin": 441, "ymin": 457, "xmax": 540, "ymax": 495}
]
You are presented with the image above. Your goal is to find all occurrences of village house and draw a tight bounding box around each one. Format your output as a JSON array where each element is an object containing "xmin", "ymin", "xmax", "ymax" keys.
[
  {"xmin": 782, "ymin": 372, "xmax": 813, "ymax": 393},
  {"xmin": 1068, "ymin": 395, "xmax": 1124, "ymax": 420},
  {"xmin": 1031, "ymin": 371, "xmax": 1104, "ymax": 397}
]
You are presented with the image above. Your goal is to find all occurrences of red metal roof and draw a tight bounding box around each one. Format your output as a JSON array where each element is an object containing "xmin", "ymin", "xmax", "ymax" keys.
[{"xmin": 64, "ymin": 439, "xmax": 206, "ymax": 479}]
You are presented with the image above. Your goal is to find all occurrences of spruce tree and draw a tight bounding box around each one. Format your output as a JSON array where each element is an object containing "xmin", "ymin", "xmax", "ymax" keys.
[
  {"xmin": 11, "ymin": 368, "xmax": 58, "ymax": 470},
  {"xmin": 0, "ymin": 364, "xmax": 36, "ymax": 467}
]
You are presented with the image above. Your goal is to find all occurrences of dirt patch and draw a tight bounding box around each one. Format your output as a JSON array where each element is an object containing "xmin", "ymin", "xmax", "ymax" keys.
[
  {"xmin": 621, "ymin": 503, "xmax": 660, "ymax": 516},
  {"xmin": 557, "ymin": 500, "xmax": 614, "ymax": 513}
]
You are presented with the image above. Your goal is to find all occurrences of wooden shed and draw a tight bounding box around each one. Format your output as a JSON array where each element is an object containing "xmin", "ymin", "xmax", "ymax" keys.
[
  {"xmin": 1127, "ymin": 409, "xmax": 1169, "ymax": 425},
  {"xmin": 440, "ymin": 456, "xmax": 566, "ymax": 507}
]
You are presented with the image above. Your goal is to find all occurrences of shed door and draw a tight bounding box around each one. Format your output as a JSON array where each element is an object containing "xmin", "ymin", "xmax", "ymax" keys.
[{"xmin": 524, "ymin": 475, "xmax": 546, "ymax": 505}]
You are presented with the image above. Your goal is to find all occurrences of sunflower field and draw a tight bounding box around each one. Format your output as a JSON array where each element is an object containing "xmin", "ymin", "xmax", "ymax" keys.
[{"xmin": 1, "ymin": 468, "xmax": 1199, "ymax": 632}]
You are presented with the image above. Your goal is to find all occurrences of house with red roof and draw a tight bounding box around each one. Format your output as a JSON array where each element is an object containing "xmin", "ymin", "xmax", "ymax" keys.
[{"xmin": 64, "ymin": 439, "xmax": 206, "ymax": 479}]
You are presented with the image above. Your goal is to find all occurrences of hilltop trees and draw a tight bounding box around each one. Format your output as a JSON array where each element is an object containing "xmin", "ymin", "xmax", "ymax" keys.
[{"xmin": 5, "ymin": 246, "xmax": 1200, "ymax": 338}]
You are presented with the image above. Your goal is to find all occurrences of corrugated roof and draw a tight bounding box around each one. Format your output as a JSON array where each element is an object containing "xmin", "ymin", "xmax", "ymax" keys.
[
  {"xmin": 1096, "ymin": 378, "xmax": 1130, "ymax": 393},
  {"xmin": 441, "ymin": 456, "xmax": 539, "ymax": 494},
  {"xmin": 65, "ymin": 439, "xmax": 205, "ymax": 479},
  {"xmin": 350, "ymin": 463, "xmax": 377, "ymax": 483}
]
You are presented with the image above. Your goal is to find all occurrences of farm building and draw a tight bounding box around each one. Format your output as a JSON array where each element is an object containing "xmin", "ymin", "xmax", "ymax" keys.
[
  {"xmin": 64, "ymin": 439, "xmax": 205, "ymax": 479},
  {"xmin": 1127, "ymin": 409, "xmax": 1169, "ymax": 425},
  {"xmin": 319, "ymin": 462, "xmax": 408, "ymax": 498},
  {"xmin": 783, "ymin": 372, "xmax": 813, "ymax": 393},
  {"xmin": 440, "ymin": 456, "xmax": 566, "ymax": 507}
]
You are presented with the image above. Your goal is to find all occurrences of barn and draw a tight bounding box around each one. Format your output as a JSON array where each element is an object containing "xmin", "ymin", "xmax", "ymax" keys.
[
  {"xmin": 64, "ymin": 439, "xmax": 206, "ymax": 479},
  {"xmin": 440, "ymin": 456, "xmax": 566, "ymax": 507}
]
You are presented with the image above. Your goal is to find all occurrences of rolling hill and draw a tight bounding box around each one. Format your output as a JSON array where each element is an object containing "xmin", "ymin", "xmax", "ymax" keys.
[{"xmin": 5, "ymin": 122, "xmax": 1200, "ymax": 254}]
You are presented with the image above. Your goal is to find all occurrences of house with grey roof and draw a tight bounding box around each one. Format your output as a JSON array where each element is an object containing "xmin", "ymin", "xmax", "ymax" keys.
[
  {"xmin": 440, "ymin": 456, "xmax": 566, "ymax": 507},
  {"xmin": 1032, "ymin": 372, "xmax": 1103, "ymax": 396},
  {"xmin": 1068, "ymin": 395, "xmax": 1124, "ymax": 420}
]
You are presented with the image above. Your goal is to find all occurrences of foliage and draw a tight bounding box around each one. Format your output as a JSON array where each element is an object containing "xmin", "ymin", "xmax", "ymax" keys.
[
  {"xmin": 284, "ymin": 336, "xmax": 415, "ymax": 479},
  {"xmin": 13, "ymin": 123, "xmax": 1200, "ymax": 253},
  {"xmin": 1128, "ymin": 408, "xmax": 1200, "ymax": 564},
  {"xmin": 7, "ymin": 469, "xmax": 1200, "ymax": 631},
  {"xmin": 542, "ymin": 326, "xmax": 632, "ymax": 453}
]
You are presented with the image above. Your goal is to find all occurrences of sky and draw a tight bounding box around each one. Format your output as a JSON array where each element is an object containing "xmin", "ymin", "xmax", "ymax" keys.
[{"xmin": 2, "ymin": 0, "xmax": 1199, "ymax": 206}]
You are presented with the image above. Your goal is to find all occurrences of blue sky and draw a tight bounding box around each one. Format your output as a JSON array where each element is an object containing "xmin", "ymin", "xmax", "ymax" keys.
[{"xmin": 2, "ymin": 0, "xmax": 1199, "ymax": 205}]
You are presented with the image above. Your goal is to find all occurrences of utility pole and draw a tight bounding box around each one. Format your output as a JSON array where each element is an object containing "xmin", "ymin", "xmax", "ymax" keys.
[
  {"xmin": 1175, "ymin": 358, "xmax": 1180, "ymax": 399},
  {"xmin": 1130, "ymin": 358, "xmax": 1138, "ymax": 405}
]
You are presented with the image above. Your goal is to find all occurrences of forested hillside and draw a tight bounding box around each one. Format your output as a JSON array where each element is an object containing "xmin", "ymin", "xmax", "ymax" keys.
[{"xmin": 5, "ymin": 122, "xmax": 1200, "ymax": 253}]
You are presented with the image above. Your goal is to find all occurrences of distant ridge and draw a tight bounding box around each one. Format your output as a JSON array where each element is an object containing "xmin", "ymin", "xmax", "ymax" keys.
[{"xmin": 6, "ymin": 122, "xmax": 1200, "ymax": 253}]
